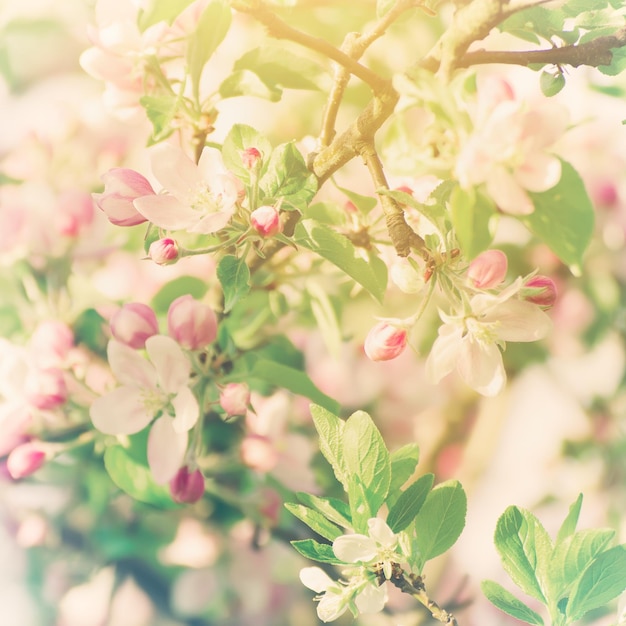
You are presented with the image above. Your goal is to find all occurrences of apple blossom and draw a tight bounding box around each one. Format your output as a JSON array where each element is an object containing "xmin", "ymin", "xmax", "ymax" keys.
[
  {"xmin": 167, "ymin": 295, "xmax": 218, "ymax": 351},
  {"xmin": 219, "ymin": 383, "xmax": 250, "ymax": 417},
  {"xmin": 523, "ymin": 275, "xmax": 558, "ymax": 308},
  {"xmin": 240, "ymin": 434, "xmax": 279, "ymax": 473},
  {"xmin": 90, "ymin": 335, "xmax": 199, "ymax": 484},
  {"xmin": 148, "ymin": 237, "xmax": 179, "ymax": 265},
  {"xmin": 250, "ymin": 205, "xmax": 283, "ymax": 237},
  {"xmin": 133, "ymin": 144, "xmax": 240, "ymax": 235},
  {"xmin": 29, "ymin": 321, "xmax": 74, "ymax": 368},
  {"xmin": 6, "ymin": 441, "xmax": 49, "ymax": 479},
  {"xmin": 169, "ymin": 466, "xmax": 205, "ymax": 504},
  {"xmin": 467, "ymin": 249, "xmax": 508, "ymax": 289},
  {"xmin": 93, "ymin": 168, "xmax": 154, "ymax": 226},
  {"xmin": 110, "ymin": 302, "xmax": 159, "ymax": 349},
  {"xmin": 426, "ymin": 280, "xmax": 552, "ymax": 396},
  {"xmin": 364, "ymin": 322, "xmax": 408, "ymax": 362},
  {"xmin": 24, "ymin": 368, "xmax": 67, "ymax": 411}
]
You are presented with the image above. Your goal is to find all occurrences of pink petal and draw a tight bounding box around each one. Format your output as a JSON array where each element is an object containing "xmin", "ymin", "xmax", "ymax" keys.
[
  {"xmin": 147, "ymin": 416, "xmax": 188, "ymax": 484},
  {"xmin": 486, "ymin": 166, "xmax": 535, "ymax": 215},
  {"xmin": 188, "ymin": 207, "xmax": 235, "ymax": 234},
  {"xmin": 516, "ymin": 153, "xmax": 561, "ymax": 193},
  {"xmin": 90, "ymin": 386, "xmax": 154, "ymax": 435},
  {"xmin": 171, "ymin": 386, "xmax": 199, "ymax": 433},
  {"xmin": 145, "ymin": 335, "xmax": 190, "ymax": 394},
  {"xmin": 133, "ymin": 194, "xmax": 200, "ymax": 231},
  {"xmin": 107, "ymin": 340, "xmax": 157, "ymax": 389},
  {"xmin": 150, "ymin": 143, "xmax": 205, "ymax": 203}
]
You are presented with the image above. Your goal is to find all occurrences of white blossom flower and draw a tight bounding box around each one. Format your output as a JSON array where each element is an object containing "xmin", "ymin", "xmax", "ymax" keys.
[
  {"xmin": 90, "ymin": 335, "xmax": 199, "ymax": 483},
  {"xmin": 426, "ymin": 280, "xmax": 552, "ymax": 396}
]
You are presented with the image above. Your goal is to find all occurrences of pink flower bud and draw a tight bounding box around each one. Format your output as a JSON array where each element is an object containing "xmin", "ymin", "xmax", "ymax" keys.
[
  {"xmin": 241, "ymin": 147, "xmax": 262, "ymax": 170},
  {"xmin": 7, "ymin": 441, "xmax": 48, "ymax": 479},
  {"xmin": 169, "ymin": 466, "xmax": 205, "ymax": 504},
  {"xmin": 110, "ymin": 302, "xmax": 159, "ymax": 349},
  {"xmin": 149, "ymin": 237, "xmax": 179, "ymax": 265},
  {"xmin": 25, "ymin": 368, "xmax": 67, "ymax": 410},
  {"xmin": 29, "ymin": 320, "xmax": 74, "ymax": 367},
  {"xmin": 167, "ymin": 295, "xmax": 217, "ymax": 350},
  {"xmin": 240, "ymin": 435, "xmax": 279, "ymax": 473},
  {"xmin": 523, "ymin": 275, "xmax": 557, "ymax": 308},
  {"xmin": 56, "ymin": 190, "xmax": 95, "ymax": 237},
  {"xmin": 219, "ymin": 383, "xmax": 250, "ymax": 417},
  {"xmin": 364, "ymin": 322, "xmax": 408, "ymax": 362},
  {"xmin": 468, "ymin": 249, "xmax": 508, "ymax": 289},
  {"xmin": 250, "ymin": 205, "xmax": 283, "ymax": 237},
  {"xmin": 93, "ymin": 168, "xmax": 155, "ymax": 227}
]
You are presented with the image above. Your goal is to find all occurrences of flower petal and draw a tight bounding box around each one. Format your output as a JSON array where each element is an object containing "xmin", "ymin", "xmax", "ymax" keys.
[
  {"xmin": 149, "ymin": 143, "xmax": 205, "ymax": 203},
  {"xmin": 145, "ymin": 335, "xmax": 190, "ymax": 394},
  {"xmin": 486, "ymin": 166, "xmax": 535, "ymax": 215},
  {"xmin": 90, "ymin": 386, "xmax": 154, "ymax": 435},
  {"xmin": 425, "ymin": 323, "xmax": 463, "ymax": 385},
  {"xmin": 367, "ymin": 518, "xmax": 397, "ymax": 548},
  {"xmin": 484, "ymin": 299, "xmax": 552, "ymax": 342},
  {"xmin": 147, "ymin": 416, "xmax": 188, "ymax": 484},
  {"xmin": 355, "ymin": 582, "xmax": 387, "ymax": 615},
  {"xmin": 299, "ymin": 567, "xmax": 334, "ymax": 593},
  {"xmin": 171, "ymin": 386, "xmax": 199, "ymax": 433},
  {"xmin": 134, "ymin": 194, "xmax": 200, "ymax": 231},
  {"xmin": 333, "ymin": 534, "xmax": 378, "ymax": 563},
  {"xmin": 516, "ymin": 153, "xmax": 561, "ymax": 193},
  {"xmin": 107, "ymin": 340, "xmax": 157, "ymax": 389},
  {"xmin": 317, "ymin": 590, "xmax": 347, "ymax": 623},
  {"xmin": 188, "ymin": 208, "xmax": 235, "ymax": 235},
  {"xmin": 457, "ymin": 339, "xmax": 505, "ymax": 397}
]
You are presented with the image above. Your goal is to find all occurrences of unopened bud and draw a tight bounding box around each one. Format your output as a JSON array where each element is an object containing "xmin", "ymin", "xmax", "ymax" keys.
[
  {"xmin": 167, "ymin": 295, "xmax": 217, "ymax": 350},
  {"xmin": 241, "ymin": 147, "xmax": 262, "ymax": 171},
  {"xmin": 364, "ymin": 322, "xmax": 408, "ymax": 362},
  {"xmin": 149, "ymin": 237, "xmax": 179, "ymax": 265},
  {"xmin": 110, "ymin": 302, "xmax": 159, "ymax": 349},
  {"xmin": 29, "ymin": 320, "xmax": 74, "ymax": 367},
  {"xmin": 523, "ymin": 275, "xmax": 557, "ymax": 308},
  {"xmin": 7, "ymin": 441, "xmax": 49, "ymax": 479},
  {"xmin": 93, "ymin": 168, "xmax": 154, "ymax": 227},
  {"xmin": 468, "ymin": 249, "xmax": 508, "ymax": 289},
  {"xmin": 25, "ymin": 368, "xmax": 67, "ymax": 410},
  {"xmin": 219, "ymin": 383, "xmax": 250, "ymax": 417},
  {"xmin": 169, "ymin": 466, "xmax": 205, "ymax": 504},
  {"xmin": 250, "ymin": 205, "xmax": 283, "ymax": 237}
]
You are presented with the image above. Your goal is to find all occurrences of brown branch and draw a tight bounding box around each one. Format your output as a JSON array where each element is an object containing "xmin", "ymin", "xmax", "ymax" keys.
[{"xmin": 230, "ymin": 0, "xmax": 387, "ymax": 91}]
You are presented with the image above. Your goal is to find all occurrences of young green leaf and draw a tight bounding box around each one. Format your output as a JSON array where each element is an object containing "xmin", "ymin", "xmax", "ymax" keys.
[
  {"xmin": 387, "ymin": 473, "xmax": 434, "ymax": 533},
  {"xmin": 291, "ymin": 539, "xmax": 343, "ymax": 565},
  {"xmin": 449, "ymin": 185, "xmax": 496, "ymax": 260},
  {"xmin": 150, "ymin": 275, "xmax": 208, "ymax": 313},
  {"xmin": 216, "ymin": 255, "xmax": 251, "ymax": 313},
  {"xmin": 566, "ymin": 544, "xmax": 626, "ymax": 622},
  {"xmin": 294, "ymin": 219, "xmax": 387, "ymax": 302},
  {"xmin": 388, "ymin": 443, "xmax": 421, "ymax": 503},
  {"xmin": 138, "ymin": 0, "xmax": 195, "ymax": 30},
  {"xmin": 540, "ymin": 70, "xmax": 566, "ymax": 97},
  {"xmin": 139, "ymin": 94, "xmax": 179, "ymax": 142},
  {"xmin": 295, "ymin": 492, "xmax": 352, "ymax": 529},
  {"xmin": 309, "ymin": 404, "xmax": 348, "ymax": 488},
  {"xmin": 347, "ymin": 474, "xmax": 373, "ymax": 534},
  {"xmin": 222, "ymin": 124, "xmax": 273, "ymax": 184},
  {"xmin": 343, "ymin": 410, "xmax": 391, "ymax": 517},
  {"xmin": 219, "ymin": 69, "xmax": 283, "ymax": 102},
  {"xmin": 556, "ymin": 493, "xmax": 583, "ymax": 544},
  {"xmin": 412, "ymin": 480, "xmax": 467, "ymax": 566},
  {"xmin": 284, "ymin": 502, "xmax": 343, "ymax": 541},
  {"xmin": 334, "ymin": 182, "xmax": 378, "ymax": 215},
  {"xmin": 494, "ymin": 506, "xmax": 553, "ymax": 604},
  {"xmin": 481, "ymin": 580, "xmax": 545, "ymax": 626}
]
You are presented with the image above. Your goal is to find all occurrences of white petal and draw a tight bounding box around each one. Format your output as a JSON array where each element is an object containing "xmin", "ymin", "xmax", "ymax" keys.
[
  {"xmin": 107, "ymin": 340, "xmax": 157, "ymax": 389},
  {"xmin": 145, "ymin": 335, "xmax": 190, "ymax": 394},
  {"xmin": 150, "ymin": 143, "xmax": 205, "ymax": 203},
  {"xmin": 317, "ymin": 591, "xmax": 347, "ymax": 622},
  {"xmin": 425, "ymin": 323, "xmax": 463, "ymax": 384},
  {"xmin": 171, "ymin": 386, "xmax": 199, "ymax": 433},
  {"xmin": 147, "ymin": 416, "xmax": 188, "ymax": 484},
  {"xmin": 134, "ymin": 194, "xmax": 200, "ymax": 231},
  {"xmin": 299, "ymin": 567, "xmax": 334, "ymax": 593},
  {"xmin": 355, "ymin": 583, "xmax": 387, "ymax": 615},
  {"xmin": 458, "ymin": 339, "xmax": 505, "ymax": 397},
  {"xmin": 188, "ymin": 208, "xmax": 234, "ymax": 235},
  {"xmin": 333, "ymin": 534, "xmax": 378, "ymax": 563},
  {"xmin": 90, "ymin": 386, "xmax": 154, "ymax": 435},
  {"xmin": 486, "ymin": 166, "xmax": 535, "ymax": 215},
  {"xmin": 516, "ymin": 153, "xmax": 561, "ymax": 192},
  {"xmin": 485, "ymin": 299, "xmax": 552, "ymax": 342},
  {"xmin": 367, "ymin": 518, "xmax": 396, "ymax": 548}
]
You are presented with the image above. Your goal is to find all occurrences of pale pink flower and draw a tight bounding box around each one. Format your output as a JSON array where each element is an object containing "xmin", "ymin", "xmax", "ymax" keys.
[
  {"xmin": 250, "ymin": 205, "xmax": 282, "ymax": 237},
  {"xmin": 24, "ymin": 368, "xmax": 67, "ymax": 410},
  {"xmin": 133, "ymin": 144, "xmax": 240, "ymax": 234},
  {"xmin": 219, "ymin": 382, "xmax": 250, "ymax": 417},
  {"xmin": 93, "ymin": 168, "xmax": 154, "ymax": 226},
  {"xmin": 426, "ymin": 280, "xmax": 552, "ymax": 396},
  {"xmin": 90, "ymin": 336, "xmax": 199, "ymax": 484},
  {"xmin": 110, "ymin": 302, "xmax": 159, "ymax": 349},
  {"xmin": 29, "ymin": 320, "xmax": 74, "ymax": 368},
  {"xmin": 467, "ymin": 249, "xmax": 508, "ymax": 289},
  {"xmin": 240, "ymin": 434, "xmax": 279, "ymax": 473},
  {"xmin": 7, "ymin": 441, "xmax": 49, "ymax": 479},
  {"xmin": 364, "ymin": 322, "xmax": 408, "ymax": 362},
  {"xmin": 167, "ymin": 295, "xmax": 217, "ymax": 351},
  {"xmin": 55, "ymin": 190, "xmax": 95, "ymax": 238},
  {"xmin": 456, "ymin": 83, "xmax": 567, "ymax": 215}
]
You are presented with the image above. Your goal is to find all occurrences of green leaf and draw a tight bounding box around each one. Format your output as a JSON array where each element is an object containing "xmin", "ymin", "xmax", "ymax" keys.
[
  {"xmin": 73, "ymin": 308, "xmax": 107, "ymax": 356},
  {"xmin": 343, "ymin": 411, "xmax": 391, "ymax": 517},
  {"xmin": 139, "ymin": 94, "xmax": 178, "ymax": 142},
  {"xmin": 307, "ymin": 280, "xmax": 342, "ymax": 360},
  {"xmin": 216, "ymin": 255, "xmax": 251, "ymax": 313},
  {"xmin": 549, "ymin": 528, "xmax": 616, "ymax": 600},
  {"xmin": 150, "ymin": 275, "xmax": 208, "ymax": 313},
  {"xmin": 259, "ymin": 142, "xmax": 318, "ymax": 209},
  {"xmin": 524, "ymin": 160, "xmax": 594, "ymax": 274},
  {"xmin": 599, "ymin": 46, "xmax": 626, "ymax": 76},
  {"xmin": 412, "ymin": 480, "xmax": 467, "ymax": 566},
  {"xmin": 291, "ymin": 539, "xmax": 343, "ymax": 564},
  {"xmin": 186, "ymin": 0, "xmax": 231, "ymax": 97},
  {"xmin": 221, "ymin": 123, "xmax": 273, "ymax": 185},
  {"xmin": 494, "ymin": 506, "xmax": 553, "ymax": 603},
  {"xmin": 250, "ymin": 361, "xmax": 339, "ymax": 413},
  {"xmin": 387, "ymin": 473, "xmax": 434, "ymax": 533},
  {"xmin": 566, "ymin": 544, "xmax": 626, "ymax": 621},
  {"xmin": 540, "ymin": 70, "xmax": 566, "ymax": 97},
  {"xmin": 219, "ymin": 69, "xmax": 282, "ymax": 102},
  {"xmin": 310, "ymin": 404, "xmax": 348, "ymax": 488},
  {"xmin": 449, "ymin": 186, "xmax": 495, "ymax": 259},
  {"xmin": 347, "ymin": 474, "xmax": 373, "ymax": 534},
  {"xmin": 556, "ymin": 493, "xmax": 583, "ymax": 544},
  {"xmin": 233, "ymin": 45, "xmax": 327, "ymax": 91},
  {"xmin": 481, "ymin": 580, "xmax": 545, "ymax": 625},
  {"xmin": 295, "ymin": 492, "xmax": 352, "ymax": 529},
  {"xmin": 294, "ymin": 219, "xmax": 387, "ymax": 302},
  {"xmin": 104, "ymin": 446, "xmax": 176, "ymax": 508},
  {"xmin": 334, "ymin": 182, "xmax": 378, "ymax": 215},
  {"xmin": 138, "ymin": 0, "xmax": 195, "ymax": 30},
  {"xmin": 387, "ymin": 443, "xmax": 421, "ymax": 507},
  {"xmin": 284, "ymin": 502, "xmax": 343, "ymax": 541}
]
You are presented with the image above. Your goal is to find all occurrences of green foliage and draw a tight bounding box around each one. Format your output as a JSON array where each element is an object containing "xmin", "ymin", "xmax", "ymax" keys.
[
  {"xmin": 485, "ymin": 495, "xmax": 626, "ymax": 625},
  {"xmin": 150, "ymin": 275, "xmax": 208, "ymax": 313},
  {"xmin": 295, "ymin": 492, "xmax": 352, "ymax": 529},
  {"xmin": 387, "ymin": 473, "xmax": 434, "ymax": 533},
  {"xmin": 449, "ymin": 186, "xmax": 496, "ymax": 260},
  {"xmin": 222, "ymin": 124, "xmax": 273, "ymax": 184},
  {"xmin": 216, "ymin": 254, "xmax": 251, "ymax": 313},
  {"xmin": 540, "ymin": 70, "xmax": 566, "ymax": 97},
  {"xmin": 139, "ymin": 94, "xmax": 179, "ymax": 143},
  {"xmin": 138, "ymin": 0, "xmax": 195, "ymax": 30},
  {"xmin": 291, "ymin": 539, "xmax": 344, "ymax": 564},
  {"xmin": 284, "ymin": 502, "xmax": 343, "ymax": 541}
]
